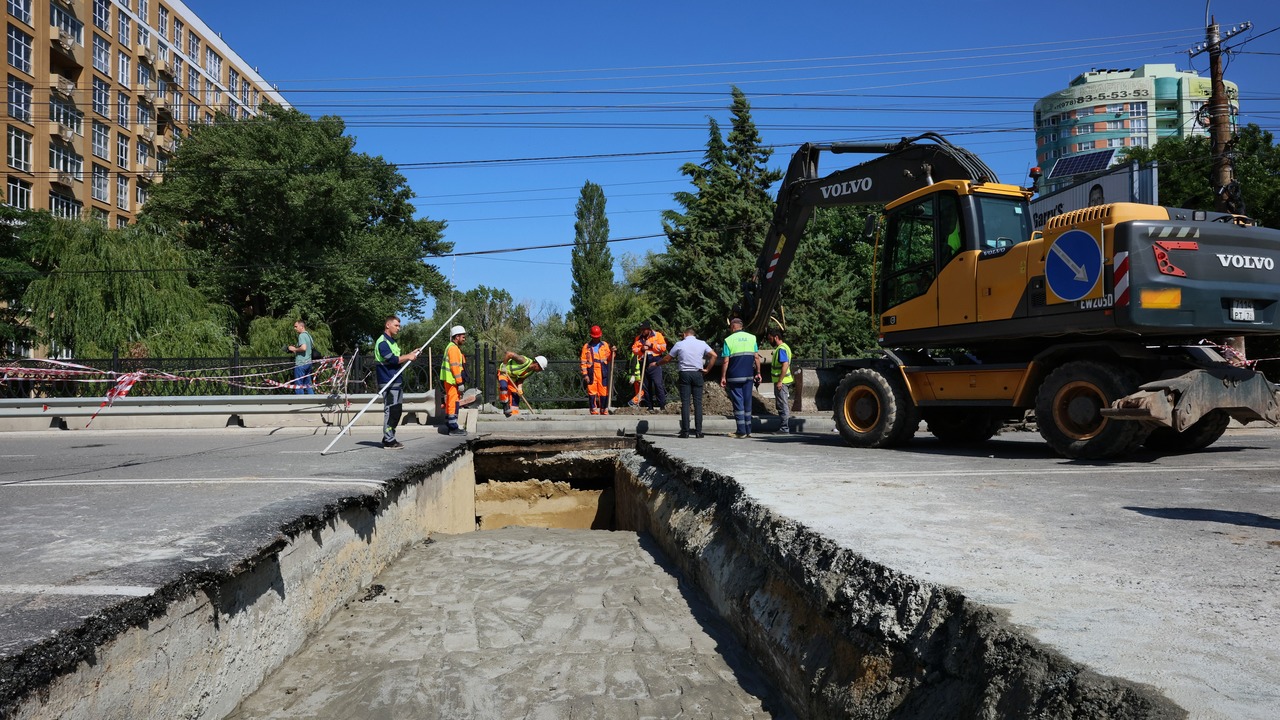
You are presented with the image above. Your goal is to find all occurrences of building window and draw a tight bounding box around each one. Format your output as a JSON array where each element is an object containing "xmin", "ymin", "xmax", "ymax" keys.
[
  {"xmin": 1107, "ymin": 137, "xmax": 1126, "ymax": 148},
  {"xmin": 171, "ymin": 53, "xmax": 182, "ymax": 79},
  {"xmin": 50, "ymin": 3, "xmax": 82, "ymax": 45},
  {"xmin": 137, "ymin": 140, "xmax": 150, "ymax": 169},
  {"xmin": 91, "ymin": 163, "xmax": 108, "ymax": 201},
  {"xmin": 1130, "ymin": 118, "xmax": 1148, "ymax": 134},
  {"xmin": 49, "ymin": 142, "xmax": 83, "ymax": 179},
  {"xmin": 136, "ymin": 103, "xmax": 151, "ymax": 127},
  {"xmin": 115, "ymin": 133, "xmax": 128, "ymax": 168},
  {"xmin": 1106, "ymin": 103, "xmax": 1124, "ymax": 114},
  {"xmin": 117, "ymin": 51, "xmax": 131, "ymax": 87},
  {"xmin": 1131, "ymin": 136, "xmax": 1150, "ymax": 148},
  {"xmin": 137, "ymin": 0, "xmax": 148, "ymax": 23},
  {"xmin": 7, "ymin": 125, "xmax": 31, "ymax": 172},
  {"xmin": 1105, "ymin": 120, "xmax": 1123, "ymax": 130},
  {"xmin": 7, "ymin": 75, "xmax": 30, "ymax": 123},
  {"xmin": 116, "ymin": 175, "xmax": 128, "ymax": 210},
  {"xmin": 137, "ymin": 62, "xmax": 152, "ymax": 90},
  {"xmin": 135, "ymin": 183, "xmax": 146, "ymax": 209},
  {"xmin": 186, "ymin": 29, "xmax": 197, "ymax": 59},
  {"xmin": 92, "ymin": 77, "xmax": 109, "ymax": 116},
  {"xmin": 6, "ymin": 175, "xmax": 30, "ymax": 208},
  {"xmin": 7, "ymin": 25, "xmax": 32, "ymax": 74},
  {"xmin": 205, "ymin": 49, "xmax": 222, "ymax": 82},
  {"xmin": 187, "ymin": 66, "xmax": 198, "ymax": 95},
  {"xmin": 116, "ymin": 10, "xmax": 129, "ymax": 47},
  {"xmin": 7, "ymin": 0, "xmax": 30, "ymax": 26},
  {"xmin": 50, "ymin": 96, "xmax": 83, "ymax": 134},
  {"xmin": 92, "ymin": 33, "xmax": 109, "ymax": 73},
  {"xmin": 187, "ymin": 100, "xmax": 196, "ymax": 123},
  {"xmin": 1076, "ymin": 142, "xmax": 1094, "ymax": 153},
  {"xmin": 49, "ymin": 190, "xmax": 81, "ymax": 219},
  {"xmin": 116, "ymin": 91, "xmax": 129, "ymax": 127},
  {"xmin": 229, "ymin": 69, "xmax": 240, "ymax": 98},
  {"xmin": 157, "ymin": 6, "xmax": 168, "ymax": 40},
  {"xmin": 1129, "ymin": 102, "xmax": 1147, "ymax": 117},
  {"xmin": 92, "ymin": 0, "xmax": 109, "ymax": 32},
  {"xmin": 116, "ymin": 216, "xmax": 127, "ymax": 228},
  {"xmin": 92, "ymin": 120, "xmax": 109, "ymax": 159}
]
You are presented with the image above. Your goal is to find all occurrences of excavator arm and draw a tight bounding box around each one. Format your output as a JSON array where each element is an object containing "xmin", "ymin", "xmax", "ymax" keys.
[{"xmin": 741, "ymin": 132, "xmax": 1001, "ymax": 336}]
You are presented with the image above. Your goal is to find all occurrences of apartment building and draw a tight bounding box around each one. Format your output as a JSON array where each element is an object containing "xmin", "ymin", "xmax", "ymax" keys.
[
  {"xmin": 5, "ymin": 0, "xmax": 287, "ymax": 225},
  {"xmin": 1033, "ymin": 64, "xmax": 1239, "ymax": 193}
]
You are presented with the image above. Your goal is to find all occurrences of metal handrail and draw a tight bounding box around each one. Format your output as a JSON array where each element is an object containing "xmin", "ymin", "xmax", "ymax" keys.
[{"xmin": 0, "ymin": 392, "xmax": 433, "ymax": 418}]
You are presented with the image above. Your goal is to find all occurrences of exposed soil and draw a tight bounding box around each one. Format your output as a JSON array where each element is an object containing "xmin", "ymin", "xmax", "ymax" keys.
[{"xmin": 611, "ymin": 382, "xmax": 777, "ymax": 417}]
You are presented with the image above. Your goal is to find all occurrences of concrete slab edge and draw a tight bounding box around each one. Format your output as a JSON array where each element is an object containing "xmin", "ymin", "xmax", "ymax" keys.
[
  {"xmin": 617, "ymin": 438, "xmax": 1187, "ymax": 719},
  {"xmin": 0, "ymin": 446, "xmax": 475, "ymax": 720}
]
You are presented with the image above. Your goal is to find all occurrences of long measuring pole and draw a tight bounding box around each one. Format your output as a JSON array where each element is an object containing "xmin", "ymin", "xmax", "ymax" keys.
[{"xmin": 321, "ymin": 309, "xmax": 461, "ymax": 455}]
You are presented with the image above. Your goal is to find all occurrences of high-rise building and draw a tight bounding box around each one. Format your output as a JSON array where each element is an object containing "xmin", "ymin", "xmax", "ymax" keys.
[
  {"xmin": 4, "ymin": 0, "xmax": 287, "ymax": 225},
  {"xmin": 1033, "ymin": 64, "xmax": 1238, "ymax": 193}
]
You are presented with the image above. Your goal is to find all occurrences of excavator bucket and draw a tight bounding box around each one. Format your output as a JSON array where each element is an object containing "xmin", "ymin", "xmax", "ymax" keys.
[{"xmin": 1104, "ymin": 366, "xmax": 1280, "ymax": 430}]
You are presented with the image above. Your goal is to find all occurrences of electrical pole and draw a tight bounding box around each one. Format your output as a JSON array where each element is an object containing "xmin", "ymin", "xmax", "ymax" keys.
[{"xmin": 1189, "ymin": 15, "xmax": 1251, "ymax": 214}]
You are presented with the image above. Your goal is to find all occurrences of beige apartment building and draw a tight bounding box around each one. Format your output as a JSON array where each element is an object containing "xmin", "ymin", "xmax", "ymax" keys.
[{"xmin": 5, "ymin": 0, "xmax": 287, "ymax": 225}]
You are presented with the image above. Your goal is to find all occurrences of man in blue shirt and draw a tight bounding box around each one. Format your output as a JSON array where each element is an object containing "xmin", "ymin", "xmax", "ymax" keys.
[
  {"xmin": 373, "ymin": 316, "xmax": 421, "ymax": 449},
  {"xmin": 719, "ymin": 318, "xmax": 761, "ymax": 438},
  {"xmin": 656, "ymin": 327, "xmax": 718, "ymax": 438}
]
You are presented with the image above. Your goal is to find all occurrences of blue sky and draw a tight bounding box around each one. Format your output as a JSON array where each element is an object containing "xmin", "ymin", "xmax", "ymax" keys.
[{"xmin": 181, "ymin": 0, "xmax": 1279, "ymax": 319}]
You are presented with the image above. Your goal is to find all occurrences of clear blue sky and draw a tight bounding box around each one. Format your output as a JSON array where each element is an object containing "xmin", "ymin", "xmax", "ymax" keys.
[{"xmin": 182, "ymin": 0, "xmax": 1278, "ymax": 320}]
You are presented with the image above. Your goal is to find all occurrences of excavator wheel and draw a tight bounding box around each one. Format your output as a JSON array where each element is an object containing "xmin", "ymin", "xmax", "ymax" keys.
[
  {"xmin": 923, "ymin": 408, "xmax": 1005, "ymax": 444},
  {"xmin": 1035, "ymin": 360, "xmax": 1149, "ymax": 459},
  {"xmin": 833, "ymin": 367, "xmax": 918, "ymax": 448},
  {"xmin": 1142, "ymin": 410, "xmax": 1231, "ymax": 453}
]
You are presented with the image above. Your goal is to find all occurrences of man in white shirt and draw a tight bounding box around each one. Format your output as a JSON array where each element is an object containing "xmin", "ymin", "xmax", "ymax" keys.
[{"xmin": 656, "ymin": 327, "xmax": 718, "ymax": 438}]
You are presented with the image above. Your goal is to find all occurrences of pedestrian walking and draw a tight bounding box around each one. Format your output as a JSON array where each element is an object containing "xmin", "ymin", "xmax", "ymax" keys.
[
  {"xmin": 287, "ymin": 320, "xmax": 315, "ymax": 395},
  {"xmin": 719, "ymin": 317, "xmax": 760, "ymax": 438},
  {"xmin": 580, "ymin": 325, "xmax": 613, "ymax": 415},
  {"xmin": 498, "ymin": 350, "xmax": 546, "ymax": 417},
  {"xmin": 631, "ymin": 321, "xmax": 668, "ymax": 412},
  {"xmin": 767, "ymin": 328, "xmax": 794, "ymax": 433},
  {"xmin": 438, "ymin": 325, "xmax": 468, "ymax": 436},
  {"xmin": 373, "ymin": 316, "xmax": 421, "ymax": 448},
  {"xmin": 655, "ymin": 327, "xmax": 717, "ymax": 438}
]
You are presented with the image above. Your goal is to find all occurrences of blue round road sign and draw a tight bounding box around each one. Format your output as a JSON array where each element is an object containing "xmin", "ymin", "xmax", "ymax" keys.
[{"xmin": 1045, "ymin": 229, "xmax": 1103, "ymax": 302}]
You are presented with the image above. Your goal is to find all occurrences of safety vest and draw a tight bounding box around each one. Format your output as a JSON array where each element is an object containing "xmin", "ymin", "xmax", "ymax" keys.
[
  {"xmin": 771, "ymin": 342, "xmax": 793, "ymax": 384},
  {"xmin": 503, "ymin": 356, "xmax": 536, "ymax": 382},
  {"xmin": 722, "ymin": 330, "xmax": 758, "ymax": 380},
  {"xmin": 439, "ymin": 341, "xmax": 464, "ymax": 384},
  {"xmin": 374, "ymin": 335, "xmax": 400, "ymax": 363}
]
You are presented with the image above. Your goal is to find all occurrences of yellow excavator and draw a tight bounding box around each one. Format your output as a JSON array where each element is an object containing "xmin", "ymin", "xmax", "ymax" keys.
[{"xmin": 741, "ymin": 133, "xmax": 1280, "ymax": 458}]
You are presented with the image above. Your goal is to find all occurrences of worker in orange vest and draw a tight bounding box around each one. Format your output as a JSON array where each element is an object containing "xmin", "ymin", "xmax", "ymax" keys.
[
  {"xmin": 631, "ymin": 321, "xmax": 667, "ymax": 412},
  {"xmin": 580, "ymin": 325, "xmax": 613, "ymax": 415}
]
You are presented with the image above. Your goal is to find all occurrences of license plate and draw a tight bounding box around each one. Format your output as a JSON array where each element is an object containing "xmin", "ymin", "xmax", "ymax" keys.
[{"xmin": 1231, "ymin": 299, "xmax": 1255, "ymax": 322}]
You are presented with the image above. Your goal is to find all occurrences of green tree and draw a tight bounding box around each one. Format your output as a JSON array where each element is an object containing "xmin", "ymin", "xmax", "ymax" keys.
[
  {"xmin": 141, "ymin": 105, "xmax": 452, "ymax": 351},
  {"xmin": 1121, "ymin": 123, "xmax": 1280, "ymax": 228},
  {"xmin": 645, "ymin": 87, "xmax": 782, "ymax": 342},
  {"xmin": 417, "ymin": 286, "xmax": 533, "ymax": 356},
  {"xmin": 568, "ymin": 180, "xmax": 614, "ymax": 333},
  {"xmin": 20, "ymin": 215, "xmax": 233, "ymax": 357},
  {"xmin": 0, "ymin": 206, "xmax": 38, "ymax": 354}
]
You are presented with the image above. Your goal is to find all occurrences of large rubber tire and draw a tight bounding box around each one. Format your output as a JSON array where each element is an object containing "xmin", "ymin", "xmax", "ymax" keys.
[
  {"xmin": 833, "ymin": 367, "xmax": 918, "ymax": 448},
  {"xmin": 923, "ymin": 408, "xmax": 1005, "ymax": 444},
  {"xmin": 1142, "ymin": 410, "xmax": 1230, "ymax": 453},
  {"xmin": 1035, "ymin": 360, "xmax": 1149, "ymax": 459}
]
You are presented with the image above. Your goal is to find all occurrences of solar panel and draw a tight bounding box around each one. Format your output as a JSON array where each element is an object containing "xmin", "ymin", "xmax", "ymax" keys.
[{"xmin": 1047, "ymin": 149, "xmax": 1117, "ymax": 179}]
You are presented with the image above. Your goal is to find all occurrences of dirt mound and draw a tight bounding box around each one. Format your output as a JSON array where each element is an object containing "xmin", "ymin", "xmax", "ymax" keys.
[{"xmin": 611, "ymin": 382, "xmax": 776, "ymax": 416}]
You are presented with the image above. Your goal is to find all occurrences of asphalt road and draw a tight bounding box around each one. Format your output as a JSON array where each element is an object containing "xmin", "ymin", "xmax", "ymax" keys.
[{"xmin": 1, "ymin": 421, "xmax": 1278, "ymax": 718}]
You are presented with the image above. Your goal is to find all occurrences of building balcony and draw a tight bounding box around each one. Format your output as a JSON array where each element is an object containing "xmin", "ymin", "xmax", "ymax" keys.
[
  {"xmin": 47, "ymin": 121, "xmax": 76, "ymax": 143},
  {"xmin": 52, "ymin": 171, "xmax": 77, "ymax": 189},
  {"xmin": 140, "ymin": 127, "xmax": 156, "ymax": 144},
  {"xmin": 51, "ymin": 74, "xmax": 77, "ymax": 99},
  {"xmin": 49, "ymin": 27, "xmax": 84, "ymax": 68}
]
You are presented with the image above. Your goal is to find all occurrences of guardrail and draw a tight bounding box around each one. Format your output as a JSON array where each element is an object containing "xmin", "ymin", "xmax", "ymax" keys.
[{"xmin": 0, "ymin": 393, "xmax": 435, "ymax": 418}]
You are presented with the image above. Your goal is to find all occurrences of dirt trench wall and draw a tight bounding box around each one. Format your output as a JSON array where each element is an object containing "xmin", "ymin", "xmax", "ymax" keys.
[{"xmin": 614, "ymin": 440, "xmax": 1185, "ymax": 720}]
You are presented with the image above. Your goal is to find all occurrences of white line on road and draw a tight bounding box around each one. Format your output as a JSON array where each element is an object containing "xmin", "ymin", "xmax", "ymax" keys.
[
  {"xmin": 2, "ymin": 477, "xmax": 386, "ymax": 488},
  {"xmin": 829, "ymin": 464, "xmax": 1280, "ymax": 480},
  {"xmin": 0, "ymin": 584, "xmax": 156, "ymax": 597}
]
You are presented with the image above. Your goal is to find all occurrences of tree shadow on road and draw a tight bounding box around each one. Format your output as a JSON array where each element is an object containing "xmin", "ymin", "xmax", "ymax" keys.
[{"xmin": 1124, "ymin": 506, "xmax": 1280, "ymax": 531}]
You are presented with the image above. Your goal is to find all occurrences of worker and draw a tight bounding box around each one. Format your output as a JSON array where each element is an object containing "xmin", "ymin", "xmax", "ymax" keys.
[
  {"xmin": 373, "ymin": 315, "xmax": 421, "ymax": 449},
  {"xmin": 766, "ymin": 328, "xmax": 794, "ymax": 434},
  {"xmin": 438, "ymin": 325, "xmax": 468, "ymax": 436},
  {"xmin": 631, "ymin": 321, "xmax": 668, "ymax": 412},
  {"xmin": 625, "ymin": 352, "xmax": 643, "ymax": 407},
  {"xmin": 719, "ymin": 317, "xmax": 761, "ymax": 438},
  {"xmin": 580, "ymin": 325, "xmax": 613, "ymax": 415},
  {"xmin": 498, "ymin": 350, "xmax": 547, "ymax": 417}
]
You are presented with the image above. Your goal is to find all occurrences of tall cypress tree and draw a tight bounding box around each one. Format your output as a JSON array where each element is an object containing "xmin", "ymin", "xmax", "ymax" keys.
[{"xmin": 568, "ymin": 181, "xmax": 614, "ymax": 333}]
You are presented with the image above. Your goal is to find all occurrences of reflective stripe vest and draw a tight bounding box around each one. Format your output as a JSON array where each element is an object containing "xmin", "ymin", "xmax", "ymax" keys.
[
  {"xmin": 502, "ymin": 356, "xmax": 535, "ymax": 382},
  {"xmin": 721, "ymin": 330, "xmax": 758, "ymax": 380},
  {"xmin": 439, "ymin": 341, "xmax": 464, "ymax": 385},
  {"xmin": 373, "ymin": 334, "xmax": 401, "ymax": 385},
  {"xmin": 771, "ymin": 342, "xmax": 793, "ymax": 384}
]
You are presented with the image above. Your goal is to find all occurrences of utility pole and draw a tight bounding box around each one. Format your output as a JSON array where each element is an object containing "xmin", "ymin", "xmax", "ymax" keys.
[{"xmin": 1188, "ymin": 15, "xmax": 1251, "ymax": 214}]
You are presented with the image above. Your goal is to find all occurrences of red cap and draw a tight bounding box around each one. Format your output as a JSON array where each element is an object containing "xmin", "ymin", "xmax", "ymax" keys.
[{"xmin": 590, "ymin": 325, "xmax": 602, "ymax": 338}]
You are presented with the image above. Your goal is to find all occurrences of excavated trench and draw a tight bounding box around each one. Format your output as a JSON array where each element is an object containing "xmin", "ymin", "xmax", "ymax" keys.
[{"xmin": 5, "ymin": 437, "xmax": 1181, "ymax": 720}]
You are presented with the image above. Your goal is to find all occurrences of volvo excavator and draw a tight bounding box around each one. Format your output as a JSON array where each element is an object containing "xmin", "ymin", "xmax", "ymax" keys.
[{"xmin": 741, "ymin": 132, "xmax": 1280, "ymax": 458}]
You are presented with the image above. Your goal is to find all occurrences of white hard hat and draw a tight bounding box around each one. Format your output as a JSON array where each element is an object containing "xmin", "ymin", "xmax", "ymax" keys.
[
  {"xmin": 534, "ymin": 355, "xmax": 548, "ymax": 370},
  {"xmin": 450, "ymin": 325, "xmax": 466, "ymax": 337}
]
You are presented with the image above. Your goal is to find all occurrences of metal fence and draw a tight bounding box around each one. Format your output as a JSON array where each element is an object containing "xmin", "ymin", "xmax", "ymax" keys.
[{"xmin": 2, "ymin": 341, "xmax": 844, "ymax": 405}]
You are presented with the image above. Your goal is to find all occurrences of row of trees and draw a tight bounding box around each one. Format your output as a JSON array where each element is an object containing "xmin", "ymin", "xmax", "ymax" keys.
[{"xmin": 5, "ymin": 90, "xmax": 1279, "ymax": 370}]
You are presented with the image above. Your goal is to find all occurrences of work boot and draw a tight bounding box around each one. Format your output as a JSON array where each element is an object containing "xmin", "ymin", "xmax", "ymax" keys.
[
  {"xmin": 448, "ymin": 428, "xmax": 468, "ymax": 436},
  {"xmin": 382, "ymin": 440, "xmax": 404, "ymax": 449},
  {"xmin": 601, "ymin": 409, "xmax": 609, "ymax": 416}
]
